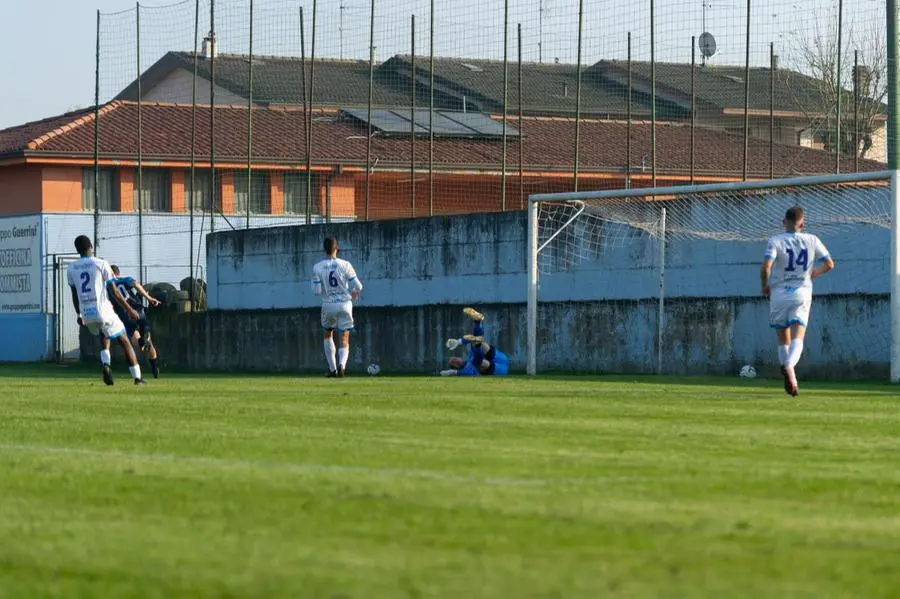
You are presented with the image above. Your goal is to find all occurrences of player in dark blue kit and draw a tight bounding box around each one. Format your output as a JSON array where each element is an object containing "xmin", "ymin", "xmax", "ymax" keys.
[
  {"xmin": 441, "ymin": 307, "xmax": 510, "ymax": 376},
  {"xmin": 108, "ymin": 265, "xmax": 162, "ymax": 378}
]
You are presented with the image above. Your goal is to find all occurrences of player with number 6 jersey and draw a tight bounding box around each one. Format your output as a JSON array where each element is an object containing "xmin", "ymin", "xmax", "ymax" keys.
[
  {"xmin": 312, "ymin": 236, "xmax": 363, "ymax": 377},
  {"xmin": 761, "ymin": 206, "xmax": 835, "ymax": 397}
]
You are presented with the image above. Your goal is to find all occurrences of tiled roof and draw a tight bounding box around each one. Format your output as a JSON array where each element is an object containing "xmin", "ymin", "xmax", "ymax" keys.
[
  {"xmin": 1, "ymin": 101, "xmax": 883, "ymax": 177},
  {"xmin": 117, "ymin": 51, "xmax": 414, "ymax": 107},
  {"xmin": 594, "ymin": 60, "xmax": 887, "ymax": 116},
  {"xmin": 382, "ymin": 56, "xmax": 656, "ymax": 118},
  {"xmin": 116, "ymin": 52, "xmax": 883, "ymax": 121},
  {"xmin": 0, "ymin": 107, "xmax": 95, "ymax": 155}
]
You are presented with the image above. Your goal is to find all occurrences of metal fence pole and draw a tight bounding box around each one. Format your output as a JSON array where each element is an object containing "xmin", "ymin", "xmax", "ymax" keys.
[
  {"xmin": 854, "ymin": 49, "xmax": 860, "ymax": 173},
  {"xmin": 501, "ymin": 0, "xmax": 509, "ymax": 210},
  {"xmin": 365, "ymin": 0, "xmax": 375, "ymax": 220},
  {"xmin": 410, "ymin": 14, "xmax": 416, "ymax": 217},
  {"xmin": 306, "ymin": 0, "xmax": 317, "ymax": 224},
  {"xmin": 93, "ymin": 10, "xmax": 101, "ymax": 251},
  {"xmin": 770, "ymin": 42, "xmax": 775, "ymax": 179},
  {"xmin": 300, "ymin": 7, "xmax": 308, "ymax": 221},
  {"xmin": 246, "ymin": 0, "xmax": 254, "ymax": 228},
  {"xmin": 650, "ymin": 0, "xmax": 657, "ymax": 187},
  {"xmin": 209, "ymin": 0, "xmax": 217, "ymax": 234},
  {"xmin": 189, "ymin": 0, "xmax": 199, "ymax": 308},
  {"xmin": 742, "ymin": 0, "xmax": 751, "ymax": 181},
  {"xmin": 836, "ymin": 0, "xmax": 844, "ymax": 173},
  {"xmin": 136, "ymin": 2, "xmax": 144, "ymax": 276},
  {"xmin": 626, "ymin": 31, "xmax": 631, "ymax": 189},
  {"xmin": 572, "ymin": 0, "xmax": 584, "ymax": 192},
  {"xmin": 691, "ymin": 36, "xmax": 696, "ymax": 184},
  {"xmin": 518, "ymin": 22, "xmax": 524, "ymax": 210},
  {"xmin": 428, "ymin": 0, "xmax": 435, "ymax": 216}
]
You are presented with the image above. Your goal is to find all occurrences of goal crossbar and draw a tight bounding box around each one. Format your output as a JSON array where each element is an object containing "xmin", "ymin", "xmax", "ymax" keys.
[{"xmin": 529, "ymin": 170, "xmax": 893, "ymax": 204}]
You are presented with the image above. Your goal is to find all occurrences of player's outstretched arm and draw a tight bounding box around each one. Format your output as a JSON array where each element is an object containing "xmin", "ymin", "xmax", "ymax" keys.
[{"xmin": 133, "ymin": 281, "xmax": 161, "ymax": 307}]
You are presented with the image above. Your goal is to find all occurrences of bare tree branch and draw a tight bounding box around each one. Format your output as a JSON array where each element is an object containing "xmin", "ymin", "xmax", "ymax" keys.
[{"xmin": 789, "ymin": 9, "xmax": 887, "ymax": 158}]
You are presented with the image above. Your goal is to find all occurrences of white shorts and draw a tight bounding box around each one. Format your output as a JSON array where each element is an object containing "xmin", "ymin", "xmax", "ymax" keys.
[
  {"xmin": 321, "ymin": 301, "xmax": 354, "ymax": 332},
  {"xmin": 83, "ymin": 312, "xmax": 127, "ymax": 339},
  {"xmin": 769, "ymin": 287, "xmax": 812, "ymax": 330}
]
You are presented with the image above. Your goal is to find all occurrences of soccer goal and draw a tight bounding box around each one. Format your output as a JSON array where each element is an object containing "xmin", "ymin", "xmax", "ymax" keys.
[{"xmin": 526, "ymin": 171, "xmax": 900, "ymax": 381}]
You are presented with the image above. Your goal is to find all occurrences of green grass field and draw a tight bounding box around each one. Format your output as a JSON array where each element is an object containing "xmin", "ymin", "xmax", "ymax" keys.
[{"xmin": 1, "ymin": 365, "xmax": 898, "ymax": 598}]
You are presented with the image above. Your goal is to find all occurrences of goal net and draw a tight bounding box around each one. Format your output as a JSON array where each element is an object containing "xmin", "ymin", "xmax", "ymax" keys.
[{"xmin": 526, "ymin": 171, "xmax": 898, "ymax": 381}]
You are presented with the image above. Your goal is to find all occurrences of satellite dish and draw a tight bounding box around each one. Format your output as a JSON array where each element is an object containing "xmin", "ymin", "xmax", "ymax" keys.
[{"xmin": 698, "ymin": 32, "xmax": 717, "ymax": 59}]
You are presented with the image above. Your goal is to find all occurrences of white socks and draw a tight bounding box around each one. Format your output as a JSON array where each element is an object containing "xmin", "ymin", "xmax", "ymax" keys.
[
  {"xmin": 338, "ymin": 347, "xmax": 349, "ymax": 369},
  {"xmin": 787, "ymin": 340, "xmax": 804, "ymax": 369},
  {"xmin": 102, "ymin": 350, "xmax": 140, "ymax": 380},
  {"xmin": 324, "ymin": 339, "xmax": 337, "ymax": 372},
  {"xmin": 777, "ymin": 345, "xmax": 789, "ymax": 366}
]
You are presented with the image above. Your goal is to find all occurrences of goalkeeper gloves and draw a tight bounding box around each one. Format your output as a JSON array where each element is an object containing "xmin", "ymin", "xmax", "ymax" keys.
[{"xmin": 445, "ymin": 338, "xmax": 461, "ymax": 351}]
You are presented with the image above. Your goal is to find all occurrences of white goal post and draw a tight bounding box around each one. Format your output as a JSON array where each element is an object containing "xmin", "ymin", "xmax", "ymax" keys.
[{"xmin": 526, "ymin": 170, "xmax": 900, "ymax": 381}]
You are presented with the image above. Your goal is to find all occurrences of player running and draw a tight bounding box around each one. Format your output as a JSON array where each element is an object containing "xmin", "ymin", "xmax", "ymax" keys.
[
  {"xmin": 312, "ymin": 236, "xmax": 363, "ymax": 377},
  {"xmin": 760, "ymin": 206, "xmax": 834, "ymax": 396},
  {"xmin": 109, "ymin": 265, "xmax": 162, "ymax": 378},
  {"xmin": 441, "ymin": 307, "xmax": 510, "ymax": 376},
  {"xmin": 66, "ymin": 235, "xmax": 146, "ymax": 386}
]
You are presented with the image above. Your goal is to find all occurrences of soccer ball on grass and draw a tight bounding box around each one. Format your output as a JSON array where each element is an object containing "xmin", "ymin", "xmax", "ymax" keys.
[
  {"xmin": 739, "ymin": 365, "xmax": 757, "ymax": 379},
  {"xmin": 367, "ymin": 363, "xmax": 381, "ymax": 376}
]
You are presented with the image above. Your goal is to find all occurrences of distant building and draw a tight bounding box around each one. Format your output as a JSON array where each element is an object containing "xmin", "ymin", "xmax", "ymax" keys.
[{"xmin": 117, "ymin": 51, "xmax": 887, "ymax": 161}]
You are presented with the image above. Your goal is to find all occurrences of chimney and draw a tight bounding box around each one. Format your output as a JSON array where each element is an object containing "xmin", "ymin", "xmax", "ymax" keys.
[
  {"xmin": 854, "ymin": 65, "xmax": 871, "ymax": 95},
  {"xmin": 202, "ymin": 33, "xmax": 217, "ymax": 59},
  {"xmin": 771, "ymin": 54, "xmax": 779, "ymax": 70}
]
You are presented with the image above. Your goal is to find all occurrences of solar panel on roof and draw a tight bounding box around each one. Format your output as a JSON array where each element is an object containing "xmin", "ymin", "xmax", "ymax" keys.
[{"xmin": 342, "ymin": 107, "xmax": 521, "ymax": 138}]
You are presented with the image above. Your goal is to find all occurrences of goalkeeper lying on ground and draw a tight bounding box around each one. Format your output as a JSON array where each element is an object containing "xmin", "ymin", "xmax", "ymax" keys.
[{"xmin": 440, "ymin": 307, "xmax": 510, "ymax": 376}]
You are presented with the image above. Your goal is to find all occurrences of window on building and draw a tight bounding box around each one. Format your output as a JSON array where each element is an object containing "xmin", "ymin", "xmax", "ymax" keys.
[
  {"xmin": 233, "ymin": 171, "xmax": 271, "ymax": 214},
  {"xmin": 134, "ymin": 168, "xmax": 170, "ymax": 212},
  {"xmin": 184, "ymin": 169, "xmax": 213, "ymax": 212},
  {"xmin": 283, "ymin": 172, "xmax": 318, "ymax": 215},
  {"xmin": 82, "ymin": 168, "xmax": 119, "ymax": 212}
]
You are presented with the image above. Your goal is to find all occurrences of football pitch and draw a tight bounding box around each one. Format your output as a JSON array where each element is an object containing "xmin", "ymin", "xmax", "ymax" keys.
[{"xmin": 1, "ymin": 365, "xmax": 898, "ymax": 598}]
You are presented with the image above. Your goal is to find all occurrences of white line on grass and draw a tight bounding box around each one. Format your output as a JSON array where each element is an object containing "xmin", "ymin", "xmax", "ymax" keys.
[{"xmin": 0, "ymin": 443, "xmax": 614, "ymax": 488}]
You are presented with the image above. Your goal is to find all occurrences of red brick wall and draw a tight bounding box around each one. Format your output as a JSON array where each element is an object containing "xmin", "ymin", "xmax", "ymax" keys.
[{"xmin": 0, "ymin": 165, "xmax": 42, "ymax": 215}]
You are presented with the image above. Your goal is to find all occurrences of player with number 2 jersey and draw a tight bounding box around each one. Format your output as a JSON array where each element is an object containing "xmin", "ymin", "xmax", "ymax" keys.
[{"xmin": 312, "ymin": 236, "xmax": 363, "ymax": 377}]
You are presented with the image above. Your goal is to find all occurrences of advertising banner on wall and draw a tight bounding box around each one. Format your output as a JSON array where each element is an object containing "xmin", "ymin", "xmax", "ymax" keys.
[{"xmin": 0, "ymin": 216, "xmax": 42, "ymax": 313}]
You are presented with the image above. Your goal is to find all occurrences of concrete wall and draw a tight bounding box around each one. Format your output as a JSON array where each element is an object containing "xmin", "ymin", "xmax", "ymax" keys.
[
  {"xmin": 83, "ymin": 293, "xmax": 888, "ymax": 379},
  {"xmin": 79, "ymin": 184, "xmax": 893, "ymax": 377}
]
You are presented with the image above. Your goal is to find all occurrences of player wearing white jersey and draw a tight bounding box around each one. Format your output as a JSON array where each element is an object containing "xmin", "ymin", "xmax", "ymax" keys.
[
  {"xmin": 760, "ymin": 207, "xmax": 834, "ymax": 396},
  {"xmin": 311, "ymin": 236, "xmax": 363, "ymax": 377},
  {"xmin": 67, "ymin": 235, "xmax": 145, "ymax": 386}
]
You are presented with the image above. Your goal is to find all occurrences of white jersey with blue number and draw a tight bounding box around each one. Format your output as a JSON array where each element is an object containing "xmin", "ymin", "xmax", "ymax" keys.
[
  {"xmin": 312, "ymin": 257, "xmax": 362, "ymax": 303},
  {"xmin": 66, "ymin": 256, "xmax": 117, "ymax": 321},
  {"xmin": 764, "ymin": 232, "xmax": 830, "ymax": 291}
]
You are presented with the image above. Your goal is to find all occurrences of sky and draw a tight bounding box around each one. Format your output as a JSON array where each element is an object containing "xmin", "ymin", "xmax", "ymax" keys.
[{"xmin": 0, "ymin": 0, "xmax": 888, "ymax": 130}]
